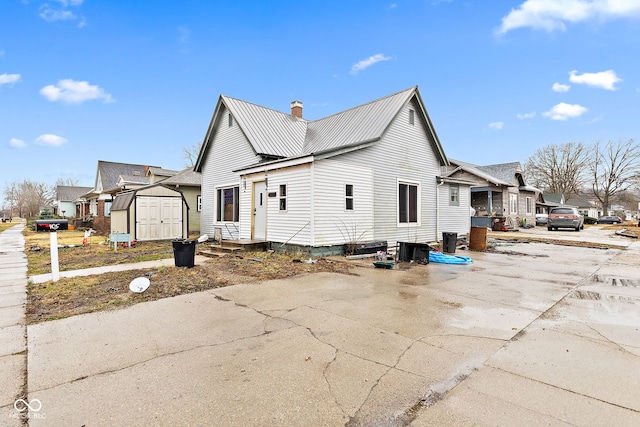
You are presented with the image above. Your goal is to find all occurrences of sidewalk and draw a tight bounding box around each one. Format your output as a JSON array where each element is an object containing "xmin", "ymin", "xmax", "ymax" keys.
[
  {"xmin": 0, "ymin": 221, "xmax": 27, "ymax": 426},
  {"xmin": 29, "ymin": 255, "xmax": 210, "ymax": 284}
]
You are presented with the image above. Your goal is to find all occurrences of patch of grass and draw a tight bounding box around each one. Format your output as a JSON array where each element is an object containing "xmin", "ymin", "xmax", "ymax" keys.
[{"xmin": 24, "ymin": 228, "xmax": 174, "ymax": 275}]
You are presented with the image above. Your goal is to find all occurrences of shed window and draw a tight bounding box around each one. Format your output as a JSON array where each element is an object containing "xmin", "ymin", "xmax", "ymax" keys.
[
  {"xmin": 398, "ymin": 181, "xmax": 419, "ymax": 224},
  {"xmin": 279, "ymin": 184, "xmax": 287, "ymax": 211},
  {"xmin": 216, "ymin": 186, "xmax": 239, "ymax": 222},
  {"xmin": 409, "ymin": 109, "xmax": 415, "ymax": 125},
  {"xmin": 345, "ymin": 184, "xmax": 354, "ymax": 210},
  {"xmin": 449, "ymin": 184, "xmax": 459, "ymax": 206}
]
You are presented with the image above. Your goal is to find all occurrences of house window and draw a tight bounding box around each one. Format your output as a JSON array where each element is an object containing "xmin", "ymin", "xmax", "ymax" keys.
[
  {"xmin": 104, "ymin": 201, "xmax": 112, "ymax": 217},
  {"xmin": 197, "ymin": 195, "xmax": 202, "ymax": 212},
  {"xmin": 449, "ymin": 184, "xmax": 459, "ymax": 206},
  {"xmin": 345, "ymin": 184, "xmax": 354, "ymax": 210},
  {"xmin": 409, "ymin": 109, "xmax": 415, "ymax": 125},
  {"xmin": 279, "ymin": 184, "xmax": 287, "ymax": 211},
  {"xmin": 526, "ymin": 197, "xmax": 532, "ymax": 214},
  {"xmin": 398, "ymin": 181, "xmax": 419, "ymax": 225},
  {"xmin": 216, "ymin": 186, "xmax": 239, "ymax": 222},
  {"xmin": 228, "ymin": 113, "xmax": 233, "ymax": 127},
  {"xmin": 509, "ymin": 193, "xmax": 518, "ymax": 215}
]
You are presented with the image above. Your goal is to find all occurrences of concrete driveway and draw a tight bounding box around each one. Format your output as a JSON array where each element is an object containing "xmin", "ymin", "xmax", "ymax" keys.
[{"xmin": 22, "ymin": 228, "xmax": 640, "ymax": 426}]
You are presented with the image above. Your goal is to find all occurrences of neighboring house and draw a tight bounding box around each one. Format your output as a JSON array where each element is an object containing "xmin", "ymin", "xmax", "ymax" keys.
[
  {"xmin": 160, "ymin": 167, "xmax": 202, "ymax": 233},
  {"xmin": 539, "ymin": 193, "xmax": 564, "ymax": 214},
  {"xmin": 77, "ymin": 161, "xmax": 157, "ymax": 234},
  {"xmin": 53, "ymin": 186, "xmax": 92, "ymax": 218},
  {"xmin": 564, "ymin": 194, "xmax": 602, "ymax": 219},
  {"xmin": 147, "ymin": 167, "xmax": 179, "ymax": 184},
  {"xmin": 194, "ymin": 86, "xmax": 470, "ymax": 254},
  {"xmin": 110, "ymin": 183, "xmax": 189, "ymax": 241},
  {"xmin": 446, "ymin": 160, "xmax": 538, "ymax": 228}
]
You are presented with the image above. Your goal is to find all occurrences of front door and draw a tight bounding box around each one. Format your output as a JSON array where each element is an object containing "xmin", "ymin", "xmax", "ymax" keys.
[{"xmin": 253, "ymin": 181, "xmax": 266, "ymax": 240}]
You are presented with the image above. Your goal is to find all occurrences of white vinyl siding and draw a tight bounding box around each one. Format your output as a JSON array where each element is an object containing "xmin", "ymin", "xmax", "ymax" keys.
[
  {"xmin": 313, "ymin": 160, "xmax": 374, "ymax": 247},
  {"xmin": 200, "ymin": 105, "xmax": 261, "ymax": 240},
  {"xmin": 439, "ymin": 184, "xmax": 471, "ymax": 236},
  {"xmin": 330, "ymin": 98, "xmax": 440, "ymax": 246}
]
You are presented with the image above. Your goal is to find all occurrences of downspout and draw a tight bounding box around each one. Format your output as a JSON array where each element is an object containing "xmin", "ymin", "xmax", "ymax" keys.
[
  {"xmin": 436, "ymin": 177, "xmax": 445, "ymax": 242},
  {"xmin": 310, "ymin": 162, "xmax": 315, "ymax": 247}
]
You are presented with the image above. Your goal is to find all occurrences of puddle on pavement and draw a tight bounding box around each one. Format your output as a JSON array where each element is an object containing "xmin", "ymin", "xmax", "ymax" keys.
[
  {"xmin": 593, "ymin": 274, "xmax": 640, "ymax": 287},
  {"xmin": 570, "ymin": 290, "xmax": 639, "ymax": 304}
]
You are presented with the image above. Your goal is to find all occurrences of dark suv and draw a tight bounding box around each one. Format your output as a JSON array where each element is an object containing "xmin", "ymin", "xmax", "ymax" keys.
[{"xmin": 548, "ymin": 206, "xmax": 584, "ymax": 231}]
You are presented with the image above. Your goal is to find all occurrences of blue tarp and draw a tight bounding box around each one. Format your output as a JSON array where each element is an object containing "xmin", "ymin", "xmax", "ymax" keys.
[{"xmin": 429, "ymin": 251, "xmax": 473, "ymax": 265}]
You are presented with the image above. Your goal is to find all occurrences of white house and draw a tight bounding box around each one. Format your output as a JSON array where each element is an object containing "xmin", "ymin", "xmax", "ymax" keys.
[{"xmin": 194, "ymin": 86, "xmax": 470, "ymax": 254}]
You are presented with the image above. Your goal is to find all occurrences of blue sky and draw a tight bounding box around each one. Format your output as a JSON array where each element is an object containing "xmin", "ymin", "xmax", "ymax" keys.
[{"xmin": 1, "ymin": 0, "xmax": 639, "ymax": 207}]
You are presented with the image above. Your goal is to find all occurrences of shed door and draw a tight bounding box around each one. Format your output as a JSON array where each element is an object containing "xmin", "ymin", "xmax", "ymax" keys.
[
  {"xmin": 160, "ymin": 197, "xmax": 183, "ymax": 239},
  {"xmin": 136, "ymin": 196, "xmax": 183, "ymax": 241},
  {"xmin": 136, "ymin": 196, "xmax": 160, "ymax": 241}
]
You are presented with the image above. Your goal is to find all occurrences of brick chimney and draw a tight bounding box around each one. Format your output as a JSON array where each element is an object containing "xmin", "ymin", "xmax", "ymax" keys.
[{"xmin": 290, "ymin": 100, "xmax": 303, "ymax": 118}]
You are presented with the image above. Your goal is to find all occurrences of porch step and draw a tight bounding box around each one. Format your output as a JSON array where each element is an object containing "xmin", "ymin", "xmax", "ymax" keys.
[{"xmin": 199, "ymin": 239, "xmax": 270, "ymax": 255}]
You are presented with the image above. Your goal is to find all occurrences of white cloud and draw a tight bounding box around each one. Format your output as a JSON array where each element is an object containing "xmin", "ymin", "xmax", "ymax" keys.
[
  {"xmin": 8, "ymin": 138, "xmax": 26, "ymax": 149},
  {"xmin": 39, "ymin": 0, "xmax": 85, "ymax": 26},
  {"xmin": 517, "ymin": 111, "xmax": 536, "ymax": 119},
  {"xmin": 35, "ymin": 134, "xmax": 68, "ymax": 147},
  {"xmin": 543, "ymin": 102, "xmax": 588, "ymax": 120},
  {"xmin": 0, "ymin": 73, "xmax": 21, "ymax": 85},
  {"xmin": 497, "ymin": 0, "xmax": 640, "ymax": 35},
  {"xmin": 569, "ymin": 69, "xmax": 621, "ymax": 90},
  {"xmin": 350, "ymin": 54, "xmax": 392, "ymax": 75},
  {"xmin": 552, "ymin": 82, "xmax": 571, "ymax": 92},
  {"xmin": 40, "ymin": 79, "xmax": 113, "ymax": 104},
  {"xmin": 489, "ymin": 121, "xmax": 504, "ymax": 130}
]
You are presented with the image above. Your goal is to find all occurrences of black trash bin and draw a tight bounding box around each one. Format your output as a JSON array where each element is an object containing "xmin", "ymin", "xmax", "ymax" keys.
[
  {"xmin": 442, "ymin": 232, "xmax": 457, "ymax": 254},
  {"xmin": 172, "ymin": 239, "xmax": 196, "ymax": 268}
]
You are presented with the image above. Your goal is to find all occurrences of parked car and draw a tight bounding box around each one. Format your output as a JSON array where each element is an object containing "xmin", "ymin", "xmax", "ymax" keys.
[
  {"xmin": 547, "ymin": 206, "xmax": 584, "ymax": 231},
  {"xmin": 597, "ymin": 215, "xmax": 622, "ymax": 224},
  {"xmin": 535, "ymin": 213, "xmax": 548, "ymax": 225}
]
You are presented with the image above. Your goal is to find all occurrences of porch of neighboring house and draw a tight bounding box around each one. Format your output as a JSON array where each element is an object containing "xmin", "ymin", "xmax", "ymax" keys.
[
  {"xmin": 470, "ymin": 187, "xmax": 507, "ymax": 229},
  {"xmin": 199, "ymin": 239, "xmax": 270, "ymax": 256}
]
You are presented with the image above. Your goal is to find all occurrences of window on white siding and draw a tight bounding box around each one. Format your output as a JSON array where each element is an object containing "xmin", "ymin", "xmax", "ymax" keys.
[
  {"xmin": 197, "ymin": 195, "xmax": 202, "ymax": 212},
  {"xmin": 345, "ymin": 184, "xmax": 354, "ymax": 210},
  {"xmin": 398, "ymin": 181, "xmax": 420, "ymax": 225},
  {"xmin": 409, "ymin": 109, "xmax": 415, "ymax": 125},
  {"xmin": 449, "ymin": 184, "xmax": 459, "ymax": 206},
  {"xmin": 526, "ymin": 197, "xmax": 533, "ymax": 214},
  {"xmin": 279, "ymin": 184, "xmax": 287, "ymax": 211},
  {"xmin": 509, "ymin": 193, "xmax": 518, "ymax": 215},
  {"xmin": 216, "ymin": 186, "xmax": 239, "ymax": 222},
  {"xmin": 228, "ymin": 113, "xmax": 233, "ymax": 127}
]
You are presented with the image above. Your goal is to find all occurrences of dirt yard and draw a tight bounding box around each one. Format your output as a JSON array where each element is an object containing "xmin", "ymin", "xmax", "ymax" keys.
[{"xmin": 26, "ymin": 251, "xmax": 354, "ymax": 324}]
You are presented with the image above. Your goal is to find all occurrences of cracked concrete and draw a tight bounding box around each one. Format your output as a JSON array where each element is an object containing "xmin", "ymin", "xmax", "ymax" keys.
[{"xmin": 14, "ymin": 226, "xmax": 640, "ymax": 426}]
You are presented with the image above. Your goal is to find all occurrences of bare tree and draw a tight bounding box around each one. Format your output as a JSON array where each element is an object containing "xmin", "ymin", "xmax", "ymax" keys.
[
  {"xmin": 183, "ymin": 142, "xmax": 203, "ymax": 168},
  {"xmin": 2, "ymin": 179, "xmax": 53, "ymax": 218},
  {"xmin": 589, "ymin": 138, "xmax": 640, "ymax": 215},
  {"xmin": 524, "ymin": 142, "xmax": 588, "ymax": 201}
]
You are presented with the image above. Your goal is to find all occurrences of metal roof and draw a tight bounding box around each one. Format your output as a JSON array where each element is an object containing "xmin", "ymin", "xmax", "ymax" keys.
[
  {"xmin": 223, "ymin": 96, "xmax": 307, "ymax": 157},
  {"xmin": 196, "ymin": 86, "xmax": 448, "ymax": 171},
  {"xmin": 111, "ymin": 191, "xmax": 135, "ymax": 211},
  {"xmin": 302, "ymin": 87, "xmax": 415, "ymax": 154}
]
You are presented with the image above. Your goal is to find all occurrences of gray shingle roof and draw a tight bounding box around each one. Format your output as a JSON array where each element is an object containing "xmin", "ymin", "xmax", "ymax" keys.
[
  {"xmin": 56, "ymin": 186, "xmax": 93, "ymax": 201},
  {"xmin": 161, "ymin": 167, "xmax": 202, "ymax": 186},
  {"xmin": 96, "ymin": 161, "xmax": 152, "ymax": 192},
  {"xmin": 476, "ymin": 162, "xmax": 523, "ymax": 186},
  {"xmin": 448, "ymin": 159, "xmax": 513, "ymax": 187},
  {"xmin": 147, "ymin": 167, "xmax": 179, "ymax": 177}
]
